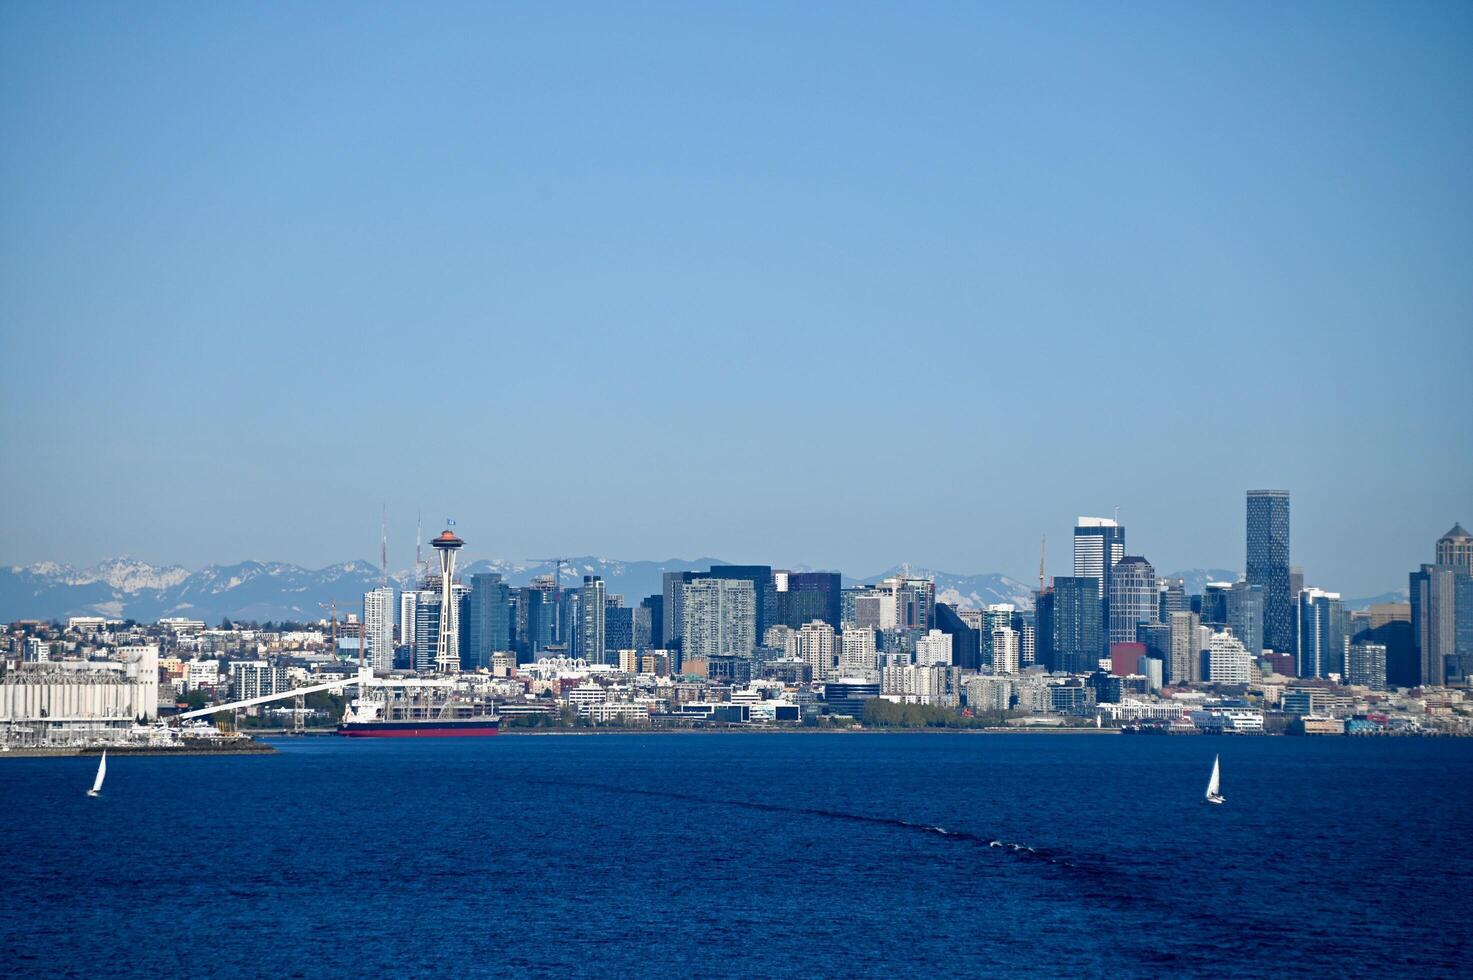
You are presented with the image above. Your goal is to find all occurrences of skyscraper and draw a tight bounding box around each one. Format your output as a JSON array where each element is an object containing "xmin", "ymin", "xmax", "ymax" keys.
[
  {"xmin": 639, "ymin": 595, "xmax": 664, "ymax": 651},
  {"xmin": 1157, "ymin": 577, "xmax": 1186, "ymax": 622},
  {"xmin": 662, "ymin": 570, "xmax": 706, "ymax": 650},
  {"xmin": 709, "ymin": 565, "xmax": 777, "ymax": 638},
  {"xmin": 892, "ymin": 577, "xmax": 937, "ymax": 630},
  {"xmin": 1246, "ymin": 490, "xmax": 1292, "ymax": 654},
  {"xmin": 777, "ymin": 571, "xmax": 842, "ymax": 630},
  {"xmin": 1226, "ymin": 580, "xmax": 1264, "ymax": 656},
  {"xmin": 1034, "ymin": 586, "xmax": 1056, "ymax": 671},
  {"xmin": 362, "ymin": 586, "xmax": 394, "ymax": 673},
  {"xmin": 606, "ymin": 601, "xmax": 634, "ymax": 657},
  {"xmin": 1410, "ymin": 561, "xmax": 1471, "ymax": 688},
  {"xmin": 1167, "ymin": 610, "xmax": 1202, "ymax": 686},
  {"xmin": 399, "ymin": 590, "xmax": 424, "ymax": 654},
  {"xmin": 580, "ymin": 576, "xmax": 607, "ymax": 665},
  {"xmin": 1436, "ymin": 523, "xmax": 1473, "ymax": 570},
  {"xmin": 839, "ymin": 626, "xmax": 879, "ymax": 678},
  {"xmin": 682, "ymin": 578, "xmax": 756, "ymax": 659},
  {"xmin": 1108, "ymin": 556, "xmax": 1158, "ymax": 646},
  {"xmin": 1347, "ymin": 643, "xmax": 1387, "ymax": 690},
  {"xmin": 512, "ymin": 586, "xmax": 551, "ymax": 662},
  {"xmin": 1051, "ymin": 577, "xmax": 1103, "ymax": 674},
  {"xmin": 798, "ymin": 619, "xmax": 839, "ymax": 679},
  {"xmin": 1296, "ymin": 588, "xmax": 1345, "ymax": 680},
  {"xmin": 1074, "ymin": 517, "xmax": 1123, "ymax": 656},
  {"xmin": 991, "ymin": 627, "xmax": 1020, "ymax": 675},
  {"xmin": 1074, "ymin": 517, "xmax": 1125, "ymax": 597},
  {"xmin": 413, "ymin": 596, "xmax": 441, "ymax": 673},
  {"xmin": 934, "ymin": 603, "xmax": 980, "ymax": 670},
  {"xmin": 463, "ymin": 573, "xmax": 511, "ymax": 670},
  {"xmin": 1200, "ymin": 582, "xmax": 1231, "ymax": 628}
]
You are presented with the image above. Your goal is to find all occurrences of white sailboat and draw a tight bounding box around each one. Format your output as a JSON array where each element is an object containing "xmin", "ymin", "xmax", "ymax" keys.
[
  {"xmin": 86, "ymin": 751, "xmax": 106, "ymax": 798},
  {"xmin": 1205, "ymin": 753, "xmax": 1224, "ymax": 805}
]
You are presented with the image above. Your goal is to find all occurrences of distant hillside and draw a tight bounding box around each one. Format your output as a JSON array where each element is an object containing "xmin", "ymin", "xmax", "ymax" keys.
[{"xmin": 0, "ymin": 556, "xmax": 1406, "ymax": 624}]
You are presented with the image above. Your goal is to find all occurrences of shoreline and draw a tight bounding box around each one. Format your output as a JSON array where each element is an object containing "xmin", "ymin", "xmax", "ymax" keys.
[{"xmin": 0, "ymin": 742, "xmax": 277, "ymax": 758}]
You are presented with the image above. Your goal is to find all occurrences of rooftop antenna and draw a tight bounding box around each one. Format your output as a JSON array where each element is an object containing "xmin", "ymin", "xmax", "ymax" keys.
[
  {"xmin": 1039, "ymin": 534, "xmax": 1047, "ymax": 592},
  {"xmin": 1113, "ymin": 505, "xmax": 1120, "ymax": 525}
]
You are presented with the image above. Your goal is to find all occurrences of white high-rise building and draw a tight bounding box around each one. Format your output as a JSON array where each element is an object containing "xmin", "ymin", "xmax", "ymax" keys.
[
  {"xmin": 683, "ymin": 578, "xmax": 756, "ymax": 659},
  {"xmin": 839, "ymin": 627, "xmax": 878, "ymax": 678},
  {"xmin": 1074, "ymin": 516, "xmax": 1125, "ymax": 599},
  {"xmin": 400, "ymin": 590, "xmax": 427, "ymax": 652},
  {"xmin": 991, "ymin": 627, "xmax": 1020, "ymax": 674},
  {"xmin": 914, "ymin": 629, "xmax": 953, "ymax": 667},
  {"xmin": 363, "ymin": 587, "xmax": 395, "ymax": 672},
  {"xmin": 798, "ymin": 620, "xmax": 839, "ymax": 680},
  {"xmin": 1207, "ymin": 630, "xmax": 1252, "ymax": 686}
]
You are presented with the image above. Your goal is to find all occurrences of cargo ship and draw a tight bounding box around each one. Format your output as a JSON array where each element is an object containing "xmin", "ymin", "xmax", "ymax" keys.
[{"xmin": 337, "ymin": 691, "xmax": 500, "ymax": 737}]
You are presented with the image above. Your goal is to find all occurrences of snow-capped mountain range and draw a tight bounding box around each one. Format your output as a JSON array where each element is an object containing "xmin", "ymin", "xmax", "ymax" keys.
[{"xmin": 0, "ymin": 557, "xmax": 1400, "ymax": 625}]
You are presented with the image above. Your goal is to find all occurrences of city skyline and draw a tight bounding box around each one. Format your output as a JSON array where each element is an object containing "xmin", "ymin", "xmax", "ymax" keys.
[{"xmin": 1, "ymin": 4, "xmax": 1470, "ymax": 595}]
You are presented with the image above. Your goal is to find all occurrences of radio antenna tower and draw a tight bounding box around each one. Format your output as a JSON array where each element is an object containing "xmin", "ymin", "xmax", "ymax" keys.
[
  {"xmin": 414, "ymin": 510, "xmax": 424, "ymax": 587},
  {"xmin": 1038, "ymin": 534, "xmax": 1047, "ymax": 592}
]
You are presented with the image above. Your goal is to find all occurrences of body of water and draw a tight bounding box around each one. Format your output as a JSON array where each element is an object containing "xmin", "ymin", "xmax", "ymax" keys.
[{"xmin": 2, "ymin": 733, "xmax": 1470, "ymax": 977}]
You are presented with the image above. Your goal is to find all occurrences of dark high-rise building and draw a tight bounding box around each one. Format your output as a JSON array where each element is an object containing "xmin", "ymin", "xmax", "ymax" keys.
[
  {"xmin": 1137, "ymin": 622, "xmax": 1172, "ymax": 677},
  {"xmin": 606, "ymin": 602, "xmax": 633, "ymax": 657},
  {"xmin": 1035, "ymin": 588, "xmax": 1056, "ymax": 671},
  {"xmin": 580, "ymin": 576, "xmax": 607, "ymax": 665},
  {"xmin": 413, "ymin": 597, "xmax": 441, "ymax": 673},
  {"xmin": 1051, "ymin": 577, "xmax": 1103, "ymax": 674},
  {"xmin": 1200, "ymin": 582, "xmax": 1231, "ymax": 628},
  {"xmin": 512, "ymin": 586, "xmax": 552, "ymax": 662},
  {"xmin": 778, "ymin": 571, "xmax": 842, "ymax": 630},
  {"xmin": 463, "ymin": 573, "xmax": 512, "ymax": 669},
  {"xmin": 638, "ymin": 594, "xmax": 663, "ymax": 650},
  {"xmin": 1108, "ymin": 556, "xmax": 1158, "ymax": 646},
  {"xmin": 559, "ymin": 589, "xmax": 583, "ymax": 660},
  {"xmin": 1226, "ymin": 580, "xmax": 1264, "ymax": 656},
  {"xmin": 1352, "ymin": 603, "xmax": 1413, "ymax": 688},
  {"xmin": 1411, "ymin": 560, "xmax": 1473, "ymax": 688},
  {"xmin": 1246, "ymin": 490, "xmax": 1292, "ymax": 654},
  {"xmin": 1157, "ymin": 578, "xmax": 1186, "ymax": 622},
  {"xmin": 935, "ymin": 603, "xmax": 981, "ymax": 671}
]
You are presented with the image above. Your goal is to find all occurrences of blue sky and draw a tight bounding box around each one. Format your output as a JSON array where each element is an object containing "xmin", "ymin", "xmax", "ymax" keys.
[{"xmin": 1, "ymin": 1, "xmax": 1470, "ymax": 595}]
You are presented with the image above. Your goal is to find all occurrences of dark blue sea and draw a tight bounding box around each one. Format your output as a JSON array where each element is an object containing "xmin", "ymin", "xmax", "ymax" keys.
[{"xmin": 3, "ymin": 733, "xmax": 1471, "ymax": 978}]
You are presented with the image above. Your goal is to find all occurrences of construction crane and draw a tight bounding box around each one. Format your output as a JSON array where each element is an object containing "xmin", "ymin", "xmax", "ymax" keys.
[{"xmin": 317, "ymin": 599, "xmax": 354, "ymax": 659}]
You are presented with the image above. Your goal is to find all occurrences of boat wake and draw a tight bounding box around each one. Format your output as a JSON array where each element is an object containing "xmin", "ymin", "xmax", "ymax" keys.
[{"xmin": 528, "ymin": 778, "xmax": 1075, "ymax": 868}]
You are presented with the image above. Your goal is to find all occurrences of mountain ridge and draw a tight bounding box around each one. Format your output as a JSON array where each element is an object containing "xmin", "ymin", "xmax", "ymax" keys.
[{"xmin": 1, "ymin": 557, "xmax": 1404, "ymax": 623}]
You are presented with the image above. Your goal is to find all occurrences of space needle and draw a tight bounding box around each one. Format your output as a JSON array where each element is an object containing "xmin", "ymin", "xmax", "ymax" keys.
[{"xmin": 431, "ymin": 527, "xmax": 464, "ymax": 674}]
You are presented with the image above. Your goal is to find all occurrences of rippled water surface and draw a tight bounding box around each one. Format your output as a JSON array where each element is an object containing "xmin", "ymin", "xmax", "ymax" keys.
[{"xmin": 3, "ymin": 733, "xmax": 1470, "ymax": 977}]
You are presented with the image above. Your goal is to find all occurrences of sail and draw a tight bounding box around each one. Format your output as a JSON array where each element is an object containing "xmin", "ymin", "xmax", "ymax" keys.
[
  {"xmin": 1206, "ymin": 754, "xmax": 1220, "ymax": 799},
  {"xmin": 91, "ymin": 751, "xmax": 107, "ymax": 795}
]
